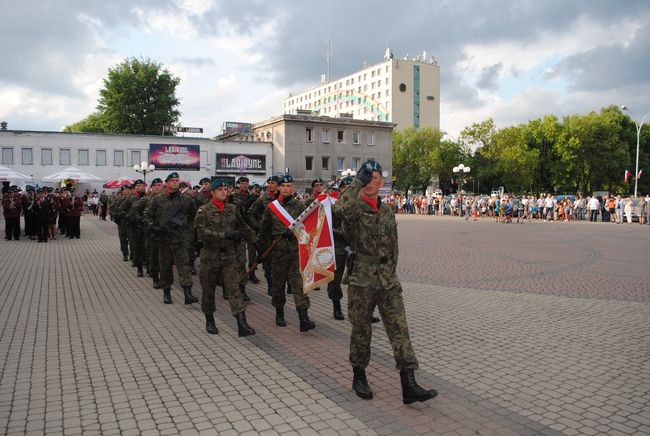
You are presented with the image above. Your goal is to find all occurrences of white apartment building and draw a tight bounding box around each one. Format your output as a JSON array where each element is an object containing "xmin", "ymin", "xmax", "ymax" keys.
[{"xmin": 283, "ymin": 49, "xmax": 440, "ymax": 131}]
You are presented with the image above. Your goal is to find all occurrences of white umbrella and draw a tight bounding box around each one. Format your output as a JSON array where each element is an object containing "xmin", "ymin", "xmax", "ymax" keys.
[
  {"xmin": 41, "ymin": 167, "xmax": 103, "ymax": 183},
  {"xmin": 0, "ymin": 165, "xmax": 31, "ymax": 181}
]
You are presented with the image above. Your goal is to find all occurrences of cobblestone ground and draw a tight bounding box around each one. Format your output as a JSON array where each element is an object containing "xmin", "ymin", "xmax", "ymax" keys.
[{"xmin": 0, "ymin": 214, "xmax": 648, "ymax": 435}]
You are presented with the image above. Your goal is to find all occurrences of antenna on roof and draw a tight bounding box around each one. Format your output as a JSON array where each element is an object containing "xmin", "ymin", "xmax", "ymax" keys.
[{"xmin": 325, "ymin": 32, "xmax": 332, "ymax": 83}]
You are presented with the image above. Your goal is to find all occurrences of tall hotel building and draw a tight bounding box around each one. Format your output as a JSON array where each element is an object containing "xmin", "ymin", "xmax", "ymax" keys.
[{"xmin": 282, "ymin": 49, "xmax": 440, "ymax": 130}]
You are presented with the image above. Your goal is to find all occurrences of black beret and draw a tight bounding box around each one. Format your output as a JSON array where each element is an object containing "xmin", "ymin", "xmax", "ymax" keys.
[
  {"xmin": 192, "ymin": 185, "xmax": 200, "ymax": 190},
  {"xmin": 150, "ymin": 178, "xmax": 163, "ymax": 185},
  {"xmin": 237, "ymin": 176, "xmax": 249, "ymax": 183},
  {"xmin": 199, "ymin": 177, "xmax": 210, "ymax": 184},
  {"xmin": 338, "ymin": 176, "xmax": 353, "ymax": 187},
  {"xmin": 133, "ymin": 179, "xmax": 145, "ymax": 186},
  {"xmin": 279, "ymin": 174, "xmax": 294, "ymax": 185},
  {"xmin": 311, "ymin": 178, "xmax": 325, "ymax": 187},
  {"xmin": 165, "ymin": 172, "xmax": 180, "ymax": 182},
  {"xmin": 210, "ymin": 178, "xmax": 231, "ymax": 190},
  {"xmin": 267, "ymin": 175, "xmax": 280, "ymax": 183}
]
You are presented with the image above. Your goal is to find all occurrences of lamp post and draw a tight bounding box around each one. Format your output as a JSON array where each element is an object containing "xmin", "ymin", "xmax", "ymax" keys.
[
  {"xmin": 134, "ymin": 161, "xmax": 156, "ymax": 184},
  {"xmin": 452, "ymin": 164, "xmax": 471, "ymax": 193},
  {"xmin": 621, "ymin": 105, "xmax": 648, "ymax": 198}
]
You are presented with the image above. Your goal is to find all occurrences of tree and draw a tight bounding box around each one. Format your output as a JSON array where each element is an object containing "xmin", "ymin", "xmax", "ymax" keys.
[
  {"xmin": 392, "ymin": 127, "xmax": 443, "ymax": 194},
  {"xmin": 65, "ymin": 57, "xmax": 181, "ymax": 135}
]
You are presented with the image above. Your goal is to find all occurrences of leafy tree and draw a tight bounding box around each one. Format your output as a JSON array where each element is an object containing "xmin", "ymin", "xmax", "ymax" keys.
[
  {"xmin": 65, "ymin": 57, "xmax": 181, "ymax": 135},
  {"xmin": 392, "ymin": 127, "xmax": 443, "ymax": 194},
  {"xmin": 487, "ymin": 126, "xmax": 540, "ymax": 193},
  {"xmin": 524, "ymin": 115, "xmax": 562, "ymax": 192},
  {"xmin": 460, "ymin": 119, "xmax": 499, "ymax": 192}
]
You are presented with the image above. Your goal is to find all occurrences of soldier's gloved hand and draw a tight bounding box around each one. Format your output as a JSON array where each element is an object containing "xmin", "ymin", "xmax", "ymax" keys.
[
  {"xmin": 357, "ymin": 166, "xmax": 374, "ymax": 186},
  {"xmin": 281, "ymin": 229, "xmax": 293, "ymax": 239},
  {"xmin": 224, "ymin": 231, "xmax": 244, "ymax": 241}
]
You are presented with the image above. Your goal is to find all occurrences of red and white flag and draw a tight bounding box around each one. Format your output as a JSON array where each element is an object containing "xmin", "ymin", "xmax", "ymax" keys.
[{"xmin": 625, "ymin": 170, "xmax": 632, "ymax": 183}]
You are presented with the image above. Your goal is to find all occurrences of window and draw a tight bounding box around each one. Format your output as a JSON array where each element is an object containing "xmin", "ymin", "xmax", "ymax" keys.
[
  {"xmin": 322, "ymin": 156, "xmax": 329, "ymax": 170},
  {"xmin": 78, "ymin": 149, "xmax": 89, "ymax": 166},
  {"xmin": 131, "ymin": 150, "xmax": 141, "ymax": 166},
  {"xmin": 352, "ymin": 158, "xmax": 360, "ymax": 170},
  {"xmin": 114, "ymin": 150, "xmax": 124, "ymax": 166},
  {"xmin": 60, "ymin": 149, "xmax": 70, "ymax": 165},
  {"xmin": 96, "ymin": 149, "xmax": 107, "ymax": 166},
  {"xmin": 337, "ymin": 130, "xmax": 345, "ymax": 143},
  {"xmin": 352, "ymin": 131, "xmax": 360, "ymax": 144},
  {"xmin": 368, "ymin": 131, "xmax": 375, "ymax": 145},
  {"xmin": 1, "ymin": 147, "xmax": 13, "ymax": 164},
  {"xmin": 321, "ymin": 128, "xmax": 330, "ymax": 143},
  {"xmin": 337, "ymin": 157, "xmax": 345, "ymax": 171},
  {"xmin": 22, "ymin": 148, "xmax": 33, "ymax": 165},
  {"xmin": 305, "ymin": 156, "xmax": 313, "ymax": 171},
  {"xmin": 41, "ymin": 148, "xmax": 53, "ymax": 165},
  {"xmin": 305, "ymin": 127, "xmax": 313, "ymax": 142}
]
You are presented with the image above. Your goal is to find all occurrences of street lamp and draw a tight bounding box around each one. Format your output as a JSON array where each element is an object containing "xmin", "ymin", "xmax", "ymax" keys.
[
  {"xmin": 452, "ymin": 164, "xmax": 471, "ymax": 193},
  {"xmin": 621, "ymin": 105, "xmax": 648, "ymax": 198},
  {"xmin": 134, "ymin": 161, "xmax": 156, "ymax": 184}
]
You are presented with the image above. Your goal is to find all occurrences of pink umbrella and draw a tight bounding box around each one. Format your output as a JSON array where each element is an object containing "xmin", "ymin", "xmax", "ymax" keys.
[{"xmin": 103, "ymin": 177, "xmax": 136, "ymax": 189}]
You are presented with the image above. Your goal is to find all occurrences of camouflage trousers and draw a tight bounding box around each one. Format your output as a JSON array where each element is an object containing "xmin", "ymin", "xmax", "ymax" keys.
[
  {"xmin": 348, "ymin": 284, "xmax": 418, "ymax": 370},
  {"xmin": 235, "ymin": 241, "xmax": 247, "ymax": 286},
  {"xmin": 200, "ymin": 246, "xmax": 246, "ymax": 316},
  {"xmin": 159, "ymin": 240, "xmax": 192, "ymax": 289},
  {"xmin": 270, "ymin": 248, "xmax": 309, "ymax": 311},
  {"xmin": 326, "ymin": 245, "xmax": 347, "ymax": 301},
  {"xmin": 118, "ymin": 222, "xmax": 130, "ymax": 257},
  {"xmin": 129, "ymin": 227, "xmax": 146, "ymax": 268},
  {"xmin": 147, "ymin": 232, "xmax": 160, "ymax": 277}
]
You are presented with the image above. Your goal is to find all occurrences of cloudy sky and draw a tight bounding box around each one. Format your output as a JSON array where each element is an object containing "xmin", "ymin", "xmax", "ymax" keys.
[{"xmin": 1, "ymin": 0, "xmax": 649, "ymax": 137}]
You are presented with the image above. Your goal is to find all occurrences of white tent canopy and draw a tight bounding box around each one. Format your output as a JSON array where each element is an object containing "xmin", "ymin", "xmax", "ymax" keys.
[
  {"xmin": 41, "ymin": 167, "xmax": 103, "ymax": 183},
  {"xmin": 0, "ymin": 165, "xmax": 31, "ymax": 182}
]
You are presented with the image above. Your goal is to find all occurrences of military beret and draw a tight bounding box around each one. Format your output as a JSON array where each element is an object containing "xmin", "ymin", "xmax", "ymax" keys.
[
  {"xmin": 199, "ymin": 177, "xmax": 210, "ymax": 184},
  {"xmin": 120, "ymin": 186, "xmax": 129, "ymax": 191},
  {"xmin": 360, "ymin": 159, "xmax": 383, "ymax": 174},
  {"xmin": 311, "ymin": 178, "xmax": 325, "ymax": 187},
  {"xmin": 210, "ymin": 178, "xmax": 231, "ymax": 190},
  {"xmin": 150, "ymin": 178, "xmax": 163, "ymax": 185},
  {"xmin": 267, "ymin": 175, "xmax": 280, "ymax": 183},
  {"xmin": 26, "ymin": 185, "xmax": 35, "ymax": 192},
  {"xmin": 133, "ymin": 179, "xmax": 145, "ymax": 186},
  {"xmin": 252, "ymin": 183, "xmax": 261, "ymax": 189},
  {"xmin": 179, "ymin": 181, "xmax": 189, "ymax": 188},
  {"xmin": 279, "ymin": 174, "xmax": 294, "ymax": 185},
  {"xmin": 192, "ymin": 185, "xmax": 200, "ymax": 190},
  {"xmin": 165, "ymin": 172, "xmax": 180, "ymax": 182},
  {"xmin": 338, "ymin": 176, "xmax": 353, "ymax": 187},
  {"xmin": 237, "ymin": 176, "xmax": 249, "ymax": 183},
  {"xmin": 36, "ymin": 188, "xmax": 44, "ymax": 193}
]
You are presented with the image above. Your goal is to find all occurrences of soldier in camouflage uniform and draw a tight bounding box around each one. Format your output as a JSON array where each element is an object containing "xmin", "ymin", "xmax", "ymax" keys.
[
  {"xmin": 146, "ymin": 172, "xmax": 199, "ymax": 305},
  {"xmin": 304, "ymin": 178, "xmax": 326, "ymax": 207},
  {"xmin": 334, "ymin": 160, "xmax": 437, "ymax": 405},
  {"xmin": 112, "ymin": 186, "xmax": 131, "ymax": 262},
  {"xmin": 230, "ymin": 176, "xmax": 257, "ymax": 301},
  {"xmin": 119, "ymin": 179, "xmax": 147, "ymax": 277},
  {"xmin": 257, "ymin": 174, "xmax": 316, "ymax": 332},
  {"xmin": 327, "ymin": 176, "xmax": 353, "ymax": 320},
  {"xmin": 143, "ymin": 178, "xmax": 164, "ymax": 289},
  {"xmin": 195, "ymin": 178, "xmax": 256, "ymax": 337},
  {"xmin": 247, "ymin": 175, "xmax": 280, "ymax": 295}
]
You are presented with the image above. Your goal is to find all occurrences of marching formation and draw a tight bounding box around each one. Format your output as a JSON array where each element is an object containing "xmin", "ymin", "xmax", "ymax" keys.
[{"xmin": 106, "ymin": 161, "xmax": 437, "ymax": 405}]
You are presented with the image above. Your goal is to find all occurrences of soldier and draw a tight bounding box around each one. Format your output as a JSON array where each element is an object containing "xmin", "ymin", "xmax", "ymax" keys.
[
  {"xmin": 257, "ymin": 174, "xmax": 316, "ymax": 332},
  {"xmin": 99, "ymin": 190, "xmax": 109, "ymax": 220},
  {"xmin": 230, "ymin": 176, "xmax": 257, "ymax": 300},
  {"xmin": 335, "ymin": 160, "xmax": 437, "ymax": 404},
  {"xmin": 327, "ymin": 176, "xmax": 353, "ymax": 320},
  {"xmin": 112, "ymin": 186, "xmax": 131, "ymax": 260},
  {"xmin": 33, "ymin": 188, "xmax": 52, "ymax": 242},
  {"xmin": 305, "ymin": 178, "xmax": 326, "ymax": 207},
  {"xmin": 146, "ymin": 172, "xmax": 198, "ymax": 305},
  {"xmin": 2, "ymin": 186, "xmax": 22, "ymax": 240},
  {"xmin": 195, "ymin": 178, "xmax": 256, "ymax": 337},
  {"xmin": 120, "ymin": 180, "xmax": 147, "ymax": 277},
  {"xmin": 248, "ymin": 175, "xmax": 280, "ymax": 295},
  {"xmin": 190, "ymin": 178, "xmax": 211, "ymax": 271},
  {"xmin": 144, "ymin": 178, "xmax": 164, "ymax": 288}
]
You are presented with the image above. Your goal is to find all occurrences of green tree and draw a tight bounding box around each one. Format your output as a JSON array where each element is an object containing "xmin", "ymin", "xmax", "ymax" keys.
[
  {"xmin": 63, "ymin": 111, "xmax": 107, "ymax": 133},
  {"xmin": 487, "ymin": 126, "xmax": 540, "ymax": 193},
  {"xmin": 460, "ymin": 119, "xmax": 498, "ymax": 193},
  {"xmin": 524, "ymin": 115, "xmax": 562, "ymax": 192},
  {"xmin": 65, "ymin": 57, "xmax": 181, "ymax": 134},
  {"xmin": 392, "ymin": 127, "xmax": 443, "ymax": 194}
]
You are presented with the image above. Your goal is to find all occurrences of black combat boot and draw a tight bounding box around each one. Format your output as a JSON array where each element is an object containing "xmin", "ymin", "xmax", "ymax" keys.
[
  {"xmin": 371, "ymin": 315, "xmax": 381, "ymax": 323},
  {"xmin": 352, "ymin": 367, "xmax": 373, "ymax": 399},
  {"xmin": 286, "ymin": 283, "xmax": 292, "ymax": 294},
  {"xmin": 240, "ymin": 284, "xmax": 250, "ymax": 302},
  {"xmin": 123, "ymin": 254, "xmax": 129, "ymax": 262},
  {"xmin": 152, "ymin": 274, "xmax": 161, "ymax": 289},
  {"xmin": 298, "ymin": 309, "xmax": 316, "ymax": 332},
  {"xmin": 249, "ymin": 271, "xmax": 260, "ymax": 284},
  {"xmin": 400, "ymin": 369, "xmax": 438, "ymax": 405},
  {"xmin": 222, "ymin": 287, "xmax": 228, "ymax": 300},
  {"xmin": 183, "ymin": 286, "xmax": 198, "ymax": 304},
  {"xmin": 137, "ymin": 266, "xmax": 144, "ymax": 277},
  {"xmin": 236, "ymin": 312, "xmax": 255, "ymax": 337},
  {"xmin": 332, "ymin": 300, "xmax": 344, "ymax": 320},
  {"xmin": 205, "ymin": 314, "xmax": 218, "ymax": 335},
  {"xmin": 189, "ymin": 259, "xmax": 197, "ymax": 275},
  {"xmin": 266, "ymin": 278, "xmax": 273, "ymax": 296},
  {"xmin": 275, "ymin": 307, "xmax": 287, "ymax": 327},
  {"xmin": 163, "ymin": 288, "xmax": 172, "ymax": 304}
]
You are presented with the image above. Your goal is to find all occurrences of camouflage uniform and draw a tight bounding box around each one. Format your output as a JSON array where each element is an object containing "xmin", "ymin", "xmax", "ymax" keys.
[
  {"xmin": 230, "ymin": 190, "xmax": 256, "ymax": 284},
  {"xmin": 194, "ymin": 200, "xmax": 253, "ymax": 316},
  {"xmin": 120, "ymin": 191, "xmax": 147, "ymax": 271},
  {"xmin": 142, "ymin": 193, "xmax": 160, "ymax": 283},
  {"xmin": 111, "ymin": 194, "xmax": 130, "ymax": 259},
  {"xmin": 247, "ymin": 190, "xmax": 279, "ymax": 288},
  {"xmin": 257, "ymin": 194, "xmax": 309, "ymax": 310},
  {"xmin": 334, "ymin": 178, "xmax": 418, "ymax": 370},
  {"xmin": 145, "ymin": 189, "xmax": 196, "ymax": 291},
  {"xmin": 327, "ymin": 201, "xmax": 347, "ymax": 302}
]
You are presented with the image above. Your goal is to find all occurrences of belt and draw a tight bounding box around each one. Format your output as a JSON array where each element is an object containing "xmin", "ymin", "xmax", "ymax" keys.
[{"xmin": 356, "ymin": 254, "xmax": 390, "ymax": 264}]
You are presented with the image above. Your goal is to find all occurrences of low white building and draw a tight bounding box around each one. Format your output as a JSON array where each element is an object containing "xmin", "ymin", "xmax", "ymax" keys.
[{"xmin": 0, "ymin": 130, "xmax": 273, "ymax": 191}]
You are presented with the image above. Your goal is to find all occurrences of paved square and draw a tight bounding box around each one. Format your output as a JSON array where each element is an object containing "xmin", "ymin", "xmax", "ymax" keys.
[{"xmin": 0, "ymin": 214, "xmax": 648, "ymax": 435}]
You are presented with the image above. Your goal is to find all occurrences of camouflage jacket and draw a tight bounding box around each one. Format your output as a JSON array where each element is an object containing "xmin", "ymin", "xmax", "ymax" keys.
[
  {"xmin": 145, "ymin": 189, "xmax": 197, "ymax": 242},
  {"xmin": 247, "ymin": 190, "xmax": 279, "ymax": 231},
  {"xmin": 231, "ymin": 190, "xmax": 256, "ymax": 216},
  {"xmin": 194, "ymin": 190, "xmax": 212, "ymax": 209},
  {"xmin": 110, "ymin": 195, "xmax": 127, "ymax": 223},
  {"xmin": 257, "ymin": 193, "xmax": 304, "ymax": 254},
  {"xmin": 127, "ymin": 192, "xmax": 148, "ymax": 229},
  {"xmin": 119, "ymin": 192, "xmax": 145, "ymax": 227},
  {"xmin": 142, "ymin": 194, "xmax": 159, "ymax": 228},
  {"xmin": 333, "ymin": 178, "xmax": 399, "ymax": 288},
  {"xmin": 194, "ymin": 201, "xmax": 254, "ymax": 254}
]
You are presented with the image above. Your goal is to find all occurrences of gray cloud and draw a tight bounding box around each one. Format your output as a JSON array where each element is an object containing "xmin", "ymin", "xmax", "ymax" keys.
[
  {"xmin": 476, "ymin": 63, "xmax": 503, "ymax": 91},
  {"xmin": 173, "ymin": 57, "xmax": 216, "ymax": 68}
]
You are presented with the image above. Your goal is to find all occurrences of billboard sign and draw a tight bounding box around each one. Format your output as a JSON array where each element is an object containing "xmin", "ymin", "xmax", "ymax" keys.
[
  {"xmin": 224, "ymin": 122, "xmax": 253, "ymax": 135},
  {"xmin": 163, "ymin": 126, "xmax": 203, "ymax": 134},
  {"xmin": 216, "ymin": 153, "xmax": 266, "ymax": 174},
  {"xmin": 149, "ymin": 144, "xmax": 200, "ymax": 171}
]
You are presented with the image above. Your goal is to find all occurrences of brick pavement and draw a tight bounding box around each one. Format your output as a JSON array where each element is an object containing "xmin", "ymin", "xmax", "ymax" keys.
[{"xmin": 0, "ymin": 214, "xmax": 648, "ymax": 435}]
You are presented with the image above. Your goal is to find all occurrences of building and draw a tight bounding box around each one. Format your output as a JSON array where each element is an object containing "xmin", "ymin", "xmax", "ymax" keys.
[
  {"xmin": 282, "ymin": 49, "xmax": 440, "ymax": 130},
  {"xmin": 253, "ymin": 113, "xmax": 394, "ymax": 191},
  {"xmin": 0, "ymin": 130, "xmax": 273, "ymax": 190}
]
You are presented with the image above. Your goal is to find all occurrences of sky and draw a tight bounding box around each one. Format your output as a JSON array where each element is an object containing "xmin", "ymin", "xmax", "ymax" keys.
[{"xmin": 1, "ymin": 0, "xmax": 649, "ymax": 138}]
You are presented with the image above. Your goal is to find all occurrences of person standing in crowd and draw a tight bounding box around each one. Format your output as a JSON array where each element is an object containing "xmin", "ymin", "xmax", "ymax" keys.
[
  {"xmin": 615, "ymin": 195, "xmax": 624, "ymax": 224},
  {"xmin": 305, "ymin": 178, "xmax": 326, "ymax": 207},
  {"xmin": 257, "ymin": 174, "xmax": 316, "ymax": 332},
  {"xmin": 230, "ymin": 176, "xmax": 256, "ymax": 301},
  {"xmin": 637, "ymin": 195, "xmax": 647, "ymax": 225},
  {"xmin": 146, "ymin": 172, "xmax": 199, "ymax": 305},
  {"xmin": 624, "ymin": 195, "xmax": 634, "ymax": 224},
  {"xmin": 2, "ymin": 186, "xmax": 22, "ymax": 240},
  {"xmin": 99, "ymin": 190, "xmax": 109, "ymax": 220},
  {"xmin": 248, "ymin": 175, "xmax": 281, "ymax": 296},
  {"xmin": 195, "ymin": 178, "xmax": 256, "ymax": 337},
  {"xmin": 120, "ymin": 180, "xmax": 147, "ymax": 277},
  {"xmin": 143, "ymin": 178, "xmax": 164, "ymax": 289},
  {"xmin": 112, "ymin": 186, "xmax": 131, "ymax": 261},
  {"xmin": 334, "ymin": 159, "xmax": 437, "ymax": 405},
  {"xmin": 22, "ymin": 186, "xmax": 37, "ymax": 240},
  {"xmin": 66, "ymin": 188, "xmax": 84, "ymax": 239},
  {"xmin": 191, "ymin": 177, "xmax": 212, "ymax": 267},
  {"xmin": 33, "ymin": 188, "xmax": 52, "ymax": 242},
  {"xmin": 588, "ymin": 195, "xmax": 600, "ymax": 222},
  {"xmin": 327, "ymin": 176, "xmax": 352, "ymax": 320},
  {"xmin": 47, "ymin": 188, "xmax": 59, "ymax": 240}
]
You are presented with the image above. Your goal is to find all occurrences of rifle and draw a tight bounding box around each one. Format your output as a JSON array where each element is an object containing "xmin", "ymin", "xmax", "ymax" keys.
[
  {"xmin": 151, "ymin": 204, "xmax": 184, "ymax": 238},
  {"xmin": 242, "ymin": 235, "xmax": 284, "ymax": 281}
]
